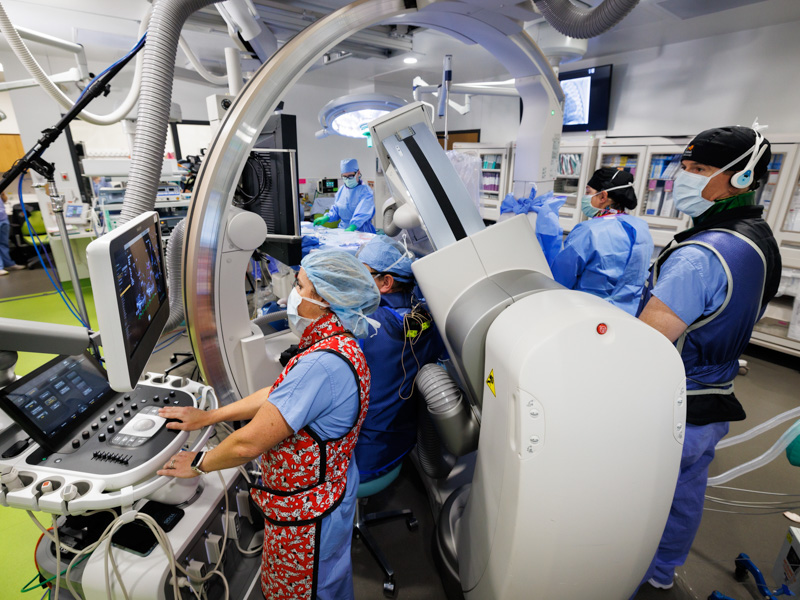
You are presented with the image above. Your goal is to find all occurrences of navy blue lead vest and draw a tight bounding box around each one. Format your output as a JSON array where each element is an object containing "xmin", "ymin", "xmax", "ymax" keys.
[{"xmin": 640, "ymin": 206, "xmax": 780, "ymax": 425}]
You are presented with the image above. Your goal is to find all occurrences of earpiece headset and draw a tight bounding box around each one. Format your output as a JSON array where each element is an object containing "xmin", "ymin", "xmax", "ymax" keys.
[{"xmin": 730, "ymin": 122, "xmax": 769, "ymax": 189}]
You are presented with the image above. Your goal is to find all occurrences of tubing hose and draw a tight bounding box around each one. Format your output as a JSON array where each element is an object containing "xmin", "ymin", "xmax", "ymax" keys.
[
  {"xmin": 0, "ymin": 2, "xmax": 150, "ymax": 125},
  {"xmin": 120, "ymin": 0, "xmax": 217, "ymax": 225},
  {"xmin": 164, "ymin": 219, "xmax": 187, "ymax": 332},
  {"xmin": 533, "ymin": 0, "xmax": 640, "ymax": 39},
  {"xmin": 416, "ymin": 405, "xmax": 457, "ymax": 479},
  {"xmin": 416, "ymin": 363, "xmax": 480, "ymax": 457},
  {"xmin": 708, "ymin": 420, "xmax": 800, "ymax": 487},
  {"xmin": 382, "ymin": 205, "xmax": 402, "ymax": 237},
  {"xmin": 717, "ymin": 406, "xmax": 800, "ymax": 449}
]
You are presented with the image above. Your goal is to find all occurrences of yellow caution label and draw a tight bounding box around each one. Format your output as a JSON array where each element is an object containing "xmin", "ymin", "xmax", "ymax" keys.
[{"xmin": 486, "ymin": 370, "xmax": 496, "ymax": 397}]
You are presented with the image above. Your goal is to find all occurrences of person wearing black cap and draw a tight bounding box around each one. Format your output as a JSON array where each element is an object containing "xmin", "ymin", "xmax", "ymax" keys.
[
  {"xmin": 550, "ymin": 167, "xmax": 653, "ymax": 315},
  {"xmin": 637, "ymin": 125, "xmax": 781, "ymax": 590}
]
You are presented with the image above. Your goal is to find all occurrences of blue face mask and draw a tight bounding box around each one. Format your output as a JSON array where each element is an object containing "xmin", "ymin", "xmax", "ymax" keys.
[
  {"xmin": 673, "ymin": 171, "xmax": 716, "ymax": 217},
  {"xmin": 343, "ymin": 175, "xmax": 358, "ymax": 189},
  {"xmin": 581, "ymin": 194, "xmax": 600, "ymax": 218}
]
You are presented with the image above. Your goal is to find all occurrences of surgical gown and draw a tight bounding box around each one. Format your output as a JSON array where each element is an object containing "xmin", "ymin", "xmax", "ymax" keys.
[
  {"xmin": 267, "ymin": 351, "xmax": 360, "ymax": 600},
  {"xmin": 550, "ymin": 213, "xmax": 653, "ymax": 315},
  {"xmin": 326, "ymin": 183, "xmax": 376, "ymax": 233}
]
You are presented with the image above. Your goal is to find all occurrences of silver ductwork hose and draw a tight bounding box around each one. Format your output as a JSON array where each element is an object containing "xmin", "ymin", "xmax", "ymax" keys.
[
  {"xmin": 164, "ymin": 219, "xmax": 187, "ymax": 332},
  {"xmin": 120, "ymin": 0, "xmax": 217, "ymax": 225},
  {"xmin": 417, "ymin": 405, "xmax": 457, "ymax": 479},
  {"xmin": 383, "ymin": 204, "xmax": 402, "ymax": 237},
  {"xmin": 533, "ymin": 0, "xmax": 640, "ymax": 39},
  {"xmin": 416, "ymin": 363, "xmax": 480, "ymax": 457}
]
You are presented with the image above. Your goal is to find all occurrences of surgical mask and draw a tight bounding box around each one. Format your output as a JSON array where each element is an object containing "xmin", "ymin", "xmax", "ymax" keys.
[
  {"xmin": 673, "ymin": 171, "xmax": 716, "ymax": 217},
  {"xmin": 581, "ymin": 182, "xmax": 633, "ymax": 218},
  {"xmin": 581, "ymin": 194, "xmax": 600, "ymax": 218},
  {"xmin": 673, "ymin": 138, "xmax": 763, "ymax": 217},
  {"xmin": 343, "ymin": 175, "xmax": 358, "ymax": 189},
  {"xmin": 286, "ymin": 288, "xmax": 328, "ymax": 337}
]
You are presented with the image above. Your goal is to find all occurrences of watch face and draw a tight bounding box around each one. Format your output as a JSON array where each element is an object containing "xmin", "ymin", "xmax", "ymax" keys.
[{"xmin": 191, "ymin": 452, "xmax": 204, "ymax": 467}]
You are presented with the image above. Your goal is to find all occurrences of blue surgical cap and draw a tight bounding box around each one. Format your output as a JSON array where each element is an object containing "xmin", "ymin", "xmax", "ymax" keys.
[
  {"xmin": 340, "ymin": 158, "xmax": 359, "ymax": 174},
  {"xmin": 301, "ymin": 250, "xmax": 380, "ymax": 338},
  {"xmin": 356, "ymin": 236, "xmax": 415, "ymax": 282}
]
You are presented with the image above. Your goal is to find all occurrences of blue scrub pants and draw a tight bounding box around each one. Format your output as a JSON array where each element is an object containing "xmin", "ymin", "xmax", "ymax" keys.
[
  {"xmin": 641, "ymin": 421, "xmax": 730, "ymax": 588},
  {"xmin": 0, "ymin": 221, "xmax": 15, "ymax": 269}
]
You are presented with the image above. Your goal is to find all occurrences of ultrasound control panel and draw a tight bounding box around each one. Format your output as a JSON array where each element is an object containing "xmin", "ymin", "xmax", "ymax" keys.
[{"xmin": 24, "ymin": 383, "xmax": 194, "ymax": 476}]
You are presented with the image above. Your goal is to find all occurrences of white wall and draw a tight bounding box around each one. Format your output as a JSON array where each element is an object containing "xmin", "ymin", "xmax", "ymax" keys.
[{"xmin": 566, "ymin": 20, "xmax": 800, "ymax": 138}]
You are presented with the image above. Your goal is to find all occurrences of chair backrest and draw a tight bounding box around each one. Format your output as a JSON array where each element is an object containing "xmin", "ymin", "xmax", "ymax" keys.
[{"xmin": 22, "ymin": 211, "xmax": 47, "ymax": 238}]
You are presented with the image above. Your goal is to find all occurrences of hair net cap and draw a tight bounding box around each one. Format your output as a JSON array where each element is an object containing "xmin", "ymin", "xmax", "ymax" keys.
[
  {"xmin": 301, "ymin": 250, "xmax": 380, "ymax": 338},
  {"xmin": 356, "ymin": 236, "xmax": 415, "ymax": 282},
  {"xmin": 340, "ymin": 158, "xmax": 359, "ymax": 173},
  {"xmin": 587, "ymin": 167, "xmax": 638, "ymax": 210}
]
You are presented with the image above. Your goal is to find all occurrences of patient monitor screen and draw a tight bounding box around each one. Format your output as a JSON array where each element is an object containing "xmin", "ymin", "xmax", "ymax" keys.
[{"xmin": 114, "ymin": 223, "xmax": 167, "ymax": 361}]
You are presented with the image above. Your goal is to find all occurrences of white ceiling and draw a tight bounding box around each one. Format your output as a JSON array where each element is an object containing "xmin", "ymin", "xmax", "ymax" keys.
[{"xmin": 0, "ymin": 0, "xmax": 799, "ymax": 95}]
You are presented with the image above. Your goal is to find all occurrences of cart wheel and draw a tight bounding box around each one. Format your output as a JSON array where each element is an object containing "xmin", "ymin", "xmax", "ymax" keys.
[
  {"xmin": 734, "ymin": 565, "xmax": 749, "ymax": 583},
  {"xmin": 170, "ymin": 356, "xmax": 178, "ymax": 364},
  {"xmin": 406, "ymin": 516, "xmax": 419, "ymax": 531},
  {"xmin": 383, "ymin": 579, "xmax": 396, "ymax": 597},
  {"xmin": 738, "ymin": 366, "xmax": 749, "ymax": 376}
]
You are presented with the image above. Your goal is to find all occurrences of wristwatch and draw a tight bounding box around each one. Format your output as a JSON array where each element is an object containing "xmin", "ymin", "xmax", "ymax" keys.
[{"xmin": 190, "ymin": 451, "xmax": 207, "ymax": 476}]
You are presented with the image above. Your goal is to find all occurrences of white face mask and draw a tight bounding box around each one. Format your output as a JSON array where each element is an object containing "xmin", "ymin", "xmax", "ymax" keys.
[{"xmin": 286, "ymin": 288, "xmax": 328, "ymax": 337}]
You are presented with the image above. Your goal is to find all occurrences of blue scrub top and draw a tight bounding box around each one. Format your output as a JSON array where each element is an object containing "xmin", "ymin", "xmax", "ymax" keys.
[
  {"xmin": 550, "ymin": 213, "xmax": 654, "ymax": 315},
  {"xmin": 356, "ymin": 292, "xmax": 445, "ymax": 479},
  {"xmin": 326, "ymin": 182, "xmax": 376, "ymax": 233},
  {"xmin": 267, "ymin": 350, "xmax": 360, "ymax": 600},
  {"xmin": 648, "ymin": 244, "xmax": 728, "ymax": 326}
]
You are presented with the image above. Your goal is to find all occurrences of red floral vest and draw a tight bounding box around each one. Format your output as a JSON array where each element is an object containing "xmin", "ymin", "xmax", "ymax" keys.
[{"xmin": 251, "ymin": 312, "xmax": 370, "ymax": 600}]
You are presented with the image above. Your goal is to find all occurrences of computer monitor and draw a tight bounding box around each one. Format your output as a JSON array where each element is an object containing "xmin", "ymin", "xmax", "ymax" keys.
[
  {"xmin": 559, "ymin": 64, "xmax": 613, "ymax": 133},
  {"xmin": 86, "ymin": 211, "xmax": 170, "ymax": 391},
  {"xmin": 63, "ymin": 203, "xmax": 89, "ymax": 226}
]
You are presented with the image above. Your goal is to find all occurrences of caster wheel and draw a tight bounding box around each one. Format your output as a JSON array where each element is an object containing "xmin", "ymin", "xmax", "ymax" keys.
[
  {"xmin": 406, "ymin": 516, "xmax": 419, "ymax": 531},
  {"xmin": 170, "ymin": 357, "xmax": 177, "ymax": 364},
  {"xmin": 383, "ymin": 579, "xmax": 396, "ymax": 597},
  {"xmin": 734, "ymin": 566, "xmax": 749, "ymax": 583},
  {"xmin": 738, "ymin": 366, "xmax": 749, "ymax": 376}
]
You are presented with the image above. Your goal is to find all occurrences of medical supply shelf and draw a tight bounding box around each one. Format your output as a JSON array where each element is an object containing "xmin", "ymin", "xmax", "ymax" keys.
[
  {"xmin": 452, "ymin": 142, "xmax": 514, "ymax": 222},
  {"xmin": 555, "ymin": 136, "xmax": 598, "ymax": 233}
]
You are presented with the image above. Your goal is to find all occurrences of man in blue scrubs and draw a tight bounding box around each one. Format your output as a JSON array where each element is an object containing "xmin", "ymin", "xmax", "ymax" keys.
[
  {"xmin": 637, "ymin": 126, "xmax": 781, "ymax": 590},
  {"xmin": 355, "ymin": 236, "xmax": 445, "ymax": 482},
  {"xmin": 314, "ymin": 158, "xmax": 376, "ymax": 233}
]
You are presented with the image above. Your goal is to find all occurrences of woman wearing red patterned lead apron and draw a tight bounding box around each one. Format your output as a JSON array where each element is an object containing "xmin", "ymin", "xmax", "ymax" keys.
[{"xmin": 157, "ymin": 251, "xmax": 381, "ymax": 600}]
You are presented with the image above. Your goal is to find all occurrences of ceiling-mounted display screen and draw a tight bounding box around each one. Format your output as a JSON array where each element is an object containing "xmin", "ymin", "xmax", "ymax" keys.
[{"xmin": 559, "ymin": 64, "xmax": 613, "ymax": 133}]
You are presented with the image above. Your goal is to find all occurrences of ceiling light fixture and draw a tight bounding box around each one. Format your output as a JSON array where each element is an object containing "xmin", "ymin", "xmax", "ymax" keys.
[
  {"xmin": 403, "ymin": 56, "xmax": 418, "ymax": 64},
  {"xmin": 316, "ymin": 94, "xmax": 407, "ymax": 139}
]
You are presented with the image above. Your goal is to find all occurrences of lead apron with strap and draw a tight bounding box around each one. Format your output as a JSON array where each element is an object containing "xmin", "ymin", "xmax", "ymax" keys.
[
  {"xmin": 250, "ymin": 313, "xmax": 370, "ymax": 599},
  {"xmin": 641, "ymin": 228, "xmax": 768, "ymax": 424}
]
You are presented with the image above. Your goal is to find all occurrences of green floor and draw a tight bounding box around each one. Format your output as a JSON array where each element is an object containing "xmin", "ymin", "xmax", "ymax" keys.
[{"xmin": 0, "ymin": 283, "xmax": 98, "ymax": 600}]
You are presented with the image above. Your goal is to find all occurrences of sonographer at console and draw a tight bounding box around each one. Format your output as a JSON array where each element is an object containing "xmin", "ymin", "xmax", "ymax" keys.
[{"xmin": 156, "ymin": 249, "xmax": 379, "ymax": 600}]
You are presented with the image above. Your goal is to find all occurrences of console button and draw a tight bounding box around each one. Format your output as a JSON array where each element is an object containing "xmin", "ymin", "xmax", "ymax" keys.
[
  {"xmin": 91, "ymin": 422, "xmax": 99, "ymax": 430},
  {"xmin": 107, "ymin": 425, "xmax": 115, "ymax": 433},
  {"xmin": 100, "ymin": 415, "xmax": 108, "ymax": 422},
  {"xmin": 98, "ymin": 433, "xmax": 106, "ymax": 442},
  {"xmin": 71, "ymin": 439, "xmax": 80, "ymax": 449},
  {"xmin": 123, "ymin": 410, "xmax": 131, "ymax": 417},
  {"xmin": 81, "ymin": 430, "xmax": 90, "ymax": 439}
]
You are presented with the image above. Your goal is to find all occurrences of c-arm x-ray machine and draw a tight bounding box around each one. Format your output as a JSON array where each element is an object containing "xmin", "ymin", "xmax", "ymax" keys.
[{"xmin": 0, "ymin": 1, "xmax": 686, "ymax": 598}]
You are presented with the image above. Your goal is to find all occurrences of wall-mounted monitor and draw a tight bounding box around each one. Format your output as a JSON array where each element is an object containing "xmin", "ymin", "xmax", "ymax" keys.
[
  {"xmin": 559, "ymin": 64, "xmax": 613, "ymax": 133},
  {"xmin": 87, "ymin": 211, "xmax": 169, "ymax": 391}
]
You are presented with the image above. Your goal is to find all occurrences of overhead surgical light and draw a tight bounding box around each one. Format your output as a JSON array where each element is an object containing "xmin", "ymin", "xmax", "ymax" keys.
[
  {"xmin": 403, "ymin": 56, "xmax": 418, "ymax": 64},
  {"xmin": 315, "ymin": 93, "xmax": 406, "ymax": 139}
]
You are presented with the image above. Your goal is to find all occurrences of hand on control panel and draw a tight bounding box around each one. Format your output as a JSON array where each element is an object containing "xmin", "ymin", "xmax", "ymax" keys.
[
  {"xmin": 157, "ymin": 406, "xmax": 210, "ymax": 431},
  {"xmin": 157, "ymin": 450, "xmax": 199, "ymax": 479}
]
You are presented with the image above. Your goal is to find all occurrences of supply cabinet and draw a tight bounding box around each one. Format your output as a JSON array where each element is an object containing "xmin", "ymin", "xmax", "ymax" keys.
[
  {"xmin": 452, "ymin": 142, "xmax": 514, "ymax": 222},
  {"xmin": 554, "ymin": 136, "xmax": 598, "ymax": 233}
]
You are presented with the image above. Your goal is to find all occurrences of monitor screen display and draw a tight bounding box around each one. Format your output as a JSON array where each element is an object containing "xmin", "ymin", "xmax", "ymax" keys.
[
  {"xmin": 0, "ymin": 353, "xmax": 114, "ymax": 452},
  {"xmin": 559, "ymin": 65, "xmax": 613, "ymax": 133},
  {"xmin": 113, "ymin": 222, "xmax": 167, "ymax": 362},
  {"xmin": 64, "ymin": 204, "xmax": 84, "ymax": 218}
]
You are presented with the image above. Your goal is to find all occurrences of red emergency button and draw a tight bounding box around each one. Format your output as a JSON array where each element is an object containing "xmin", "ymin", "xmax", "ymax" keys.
[{"xmin": 596, "ymin": 323, "xmax": 608, "ymax": 335}]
